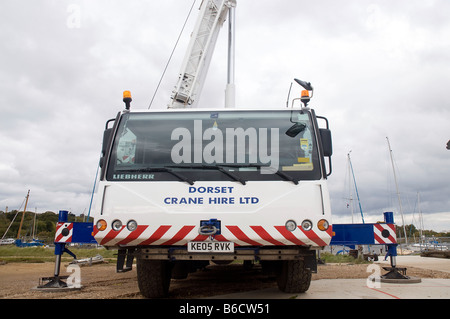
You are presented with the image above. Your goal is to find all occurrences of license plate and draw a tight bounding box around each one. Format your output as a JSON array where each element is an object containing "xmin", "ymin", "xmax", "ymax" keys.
[{"xmin": 187, "ymin": 241, "xmax": 234, "ymax": 253}]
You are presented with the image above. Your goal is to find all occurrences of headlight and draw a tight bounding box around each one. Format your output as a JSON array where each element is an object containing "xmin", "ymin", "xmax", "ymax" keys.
[
  {"xmin": 301, "ymin": 219, "xmax": 313, "ymax": 231},
  {"xmin": 285, "ymin": 220, "xmax": 297, "ymax": 232},
  {"xmin": 127, "ymin": 220, "xmax": 138, "ymax": 231},
  {"xmin": 96, "ymin": 219, "xmax": 107, "ymax": 231},
  {"xmin": 111, "ymin": 219, "xmax": 123, "ymax": 231},
  {"xmin": 317, "ymin": 219, "xmax": 329, "ymax": 231}
]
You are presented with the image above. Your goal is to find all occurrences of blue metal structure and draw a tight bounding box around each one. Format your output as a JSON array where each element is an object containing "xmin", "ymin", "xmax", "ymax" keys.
[
  {"xmin": 331, "ymin": 223, "xmax": 379, "ymax": 246},
  {"xmin": 36, "ymin": 210, "xmax": 97, "ymax": 289},
  {"xmin": 331, "ymin": 212, "xmax": 397, "ymax": 248},
  {"xmin": 331, "ymin": 212, "xmax": 417, "ymax": 282},
  {"xmin": 331, "ymin": 212, "xmax": 398, "ymax": 260}
]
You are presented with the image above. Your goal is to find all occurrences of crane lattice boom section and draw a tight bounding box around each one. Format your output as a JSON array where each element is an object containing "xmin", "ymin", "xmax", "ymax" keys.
[{"xmin": 170, "ymin": 0, "xmax": 236, "ymax": 109}]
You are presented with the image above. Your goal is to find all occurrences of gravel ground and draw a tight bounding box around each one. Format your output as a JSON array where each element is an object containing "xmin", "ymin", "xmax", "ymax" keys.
[{"xmin": 1, "ymin": 260, "xmax": 448, "ymax": 299}]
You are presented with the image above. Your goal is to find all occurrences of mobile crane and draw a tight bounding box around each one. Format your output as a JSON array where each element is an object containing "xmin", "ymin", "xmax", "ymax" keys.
[{"xmin": 91, "ymin": 0, "xmax": 334, "ymax": 298}]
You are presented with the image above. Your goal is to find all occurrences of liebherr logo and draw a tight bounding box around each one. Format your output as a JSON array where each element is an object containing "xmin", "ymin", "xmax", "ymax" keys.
[{"xmin": 171, "ymin": 120, "xmax": 279, "ymax": 174}]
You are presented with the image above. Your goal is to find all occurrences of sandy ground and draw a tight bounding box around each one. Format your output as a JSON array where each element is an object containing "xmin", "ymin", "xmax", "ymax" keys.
[{"xmin": 1, "ymin": 259, "xmax": 449, "ymax": 299}]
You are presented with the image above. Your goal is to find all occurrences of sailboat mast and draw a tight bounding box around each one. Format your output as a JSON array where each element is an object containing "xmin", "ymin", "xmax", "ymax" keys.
[
  {"xmin": 33, "ymin": 207, "xmax": 37, "ymax": 239},
  {"xmin": 348, "ymin": 152, "xmax": 365, "ymax": 224},
  {"xmin": 346, "ymin": 154, "xmax": 355, "ymax": 223},
  {"xmin": 417, "ymin": 192, "xmax": 423, "ymax": 247},
  {"xmin": 17, "ymin": 190, "xmax": 30, "ymax": 240},
  {"xmin": 386, "ymin": 137, "xmax": 408, "ymax": 245}
]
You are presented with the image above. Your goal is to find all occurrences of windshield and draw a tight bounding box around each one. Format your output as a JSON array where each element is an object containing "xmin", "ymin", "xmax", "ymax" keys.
[{"xmin": 106, "ymin": 110, "xmax": 322, "ymax": 183}]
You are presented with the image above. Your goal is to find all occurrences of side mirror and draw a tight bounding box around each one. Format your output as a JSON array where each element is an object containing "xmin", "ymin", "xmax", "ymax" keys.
[
  {"xmin": 100, "ymin": 128, "xmax": 113, "ymax": 167},
  {"xmin": 320, "ymin": 128, "xmax": 333, "ymax": 157},
  {"xmin": 285, "ymin": 123, "xmax": 306, "ymax": 138},
  {"xmin": 294, "ymin": 78, "xmax": 313, "ymax": 91},
  {"xmin": 102, "ymin": 128, "xmax": 113, "ymax": 156}
]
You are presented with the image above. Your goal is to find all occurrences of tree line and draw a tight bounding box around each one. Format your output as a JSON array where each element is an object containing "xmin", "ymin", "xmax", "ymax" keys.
[{"xmin": 395, "ymin": 224, "xmax": 449, "ymax": 239}]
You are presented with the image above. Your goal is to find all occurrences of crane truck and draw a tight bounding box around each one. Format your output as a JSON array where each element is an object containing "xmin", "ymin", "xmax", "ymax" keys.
[{"xmin": 91, "ymin": 0, "xmax": 333, "ymax": 298}]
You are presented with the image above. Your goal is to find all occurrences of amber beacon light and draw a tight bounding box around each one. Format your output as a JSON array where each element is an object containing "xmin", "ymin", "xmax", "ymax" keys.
[{"xmin": 123, "ymin": 90, "xmax": 132, "ymax": 110}]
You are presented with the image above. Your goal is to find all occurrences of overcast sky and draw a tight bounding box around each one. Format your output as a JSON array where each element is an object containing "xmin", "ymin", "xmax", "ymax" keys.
[{"xmin": 1, "ymin": 0, "xmax": 449, "ymax": 232}]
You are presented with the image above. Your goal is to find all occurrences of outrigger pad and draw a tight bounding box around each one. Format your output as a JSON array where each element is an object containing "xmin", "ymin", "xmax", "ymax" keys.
[
  {"xmin": 380, "ymin": 267, "xmax": 421, "ymax": 284},
  {"xmin": 33, "ymin": 276, "xmax": 82, "ymax": 292}
]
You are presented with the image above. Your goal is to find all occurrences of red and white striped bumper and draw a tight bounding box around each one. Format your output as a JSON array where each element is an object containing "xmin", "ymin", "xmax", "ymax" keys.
[{"xmin": 93, "ymin": 224, "xmax": 333, "ymax": 248}]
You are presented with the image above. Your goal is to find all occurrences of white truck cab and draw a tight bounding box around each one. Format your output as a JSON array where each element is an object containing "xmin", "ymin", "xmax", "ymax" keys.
[{"xmin": 92, "ymin": 105, "xmax": 333, "ymax": 297}]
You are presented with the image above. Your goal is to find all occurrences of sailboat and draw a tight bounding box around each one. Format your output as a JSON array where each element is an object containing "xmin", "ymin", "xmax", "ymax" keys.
[
  {"xmin": 1, "ymin": 190, "xmax": 44, "ymax": 247},
  {"xmin": 333, "ymin": 151, "xmax": 369, "ymax": 256},
  {"xmin": 410, "ymin": 240, "xmax": 449, "ymax": 252},
  {"xmin": 408, "ymin": 193, "xmax": 448, "ymax": 252},
  {"xmin": 386, "ymin": 137, "xmax": 408, "ymax": 247},
  {"xmin": 346, "ymin": 151, "xmax": 365, "ymax": 224}
]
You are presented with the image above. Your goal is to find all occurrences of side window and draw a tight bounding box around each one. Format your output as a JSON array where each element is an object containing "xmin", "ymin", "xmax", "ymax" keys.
[
  {"xmin": 298, "ymin": 125, "xmax": 313, "ymax": 167},
  {"xmin": 280, "ymin": 117, "xmax": 316, "ymax": 171},
  {"xmin": 116, "ymin": 128, "xmax": 137, "ymax": 165}
]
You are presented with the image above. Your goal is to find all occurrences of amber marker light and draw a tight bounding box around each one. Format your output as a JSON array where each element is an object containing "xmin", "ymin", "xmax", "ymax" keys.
[
  {"xmin": 317, "ymin": 219, "xmax": 329, "ymax": 231},
  {"xmin": 96, "ymin": 219, "xmax": 107, "ymax": 231}
]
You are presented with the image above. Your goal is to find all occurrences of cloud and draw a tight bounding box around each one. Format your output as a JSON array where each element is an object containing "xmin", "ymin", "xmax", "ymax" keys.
[{"xmin": 0, "ymin": 1, "xmax": 449, "ymax": 232}]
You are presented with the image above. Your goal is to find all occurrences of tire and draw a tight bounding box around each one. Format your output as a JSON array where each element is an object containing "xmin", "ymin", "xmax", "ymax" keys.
[
  {"xmin": 137, "ymin": 259, "xmax": 172, "ymax": 298},
  {"xmin": 277, "ymin": 260, "xmax": 311, "ymax": 293},
  {"xmin": 171, "ymin": 261, "xmax": 189, "ymax": 280}
]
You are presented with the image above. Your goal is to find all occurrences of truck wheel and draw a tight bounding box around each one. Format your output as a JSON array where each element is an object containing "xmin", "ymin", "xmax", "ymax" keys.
[
  {"xmin": 277, "ymin": 260, "xmax": 311, "ymax": 293},
  {"xmin": 171, "ymin": 261, "xmax": 189, "ymax": 280},
  {"xmin": 137, "ymin": 259, "xmax": 172, "ymax": 298}
]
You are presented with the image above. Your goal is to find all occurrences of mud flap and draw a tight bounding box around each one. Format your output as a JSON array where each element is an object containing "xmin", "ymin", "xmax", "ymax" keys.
[
  {"xmin": 304, "ymin": 250, "xmax": 317, "ymax": 273},
  {"xmin": 117, "ymin": 248, "xmax": 135, "ymax": 273}
]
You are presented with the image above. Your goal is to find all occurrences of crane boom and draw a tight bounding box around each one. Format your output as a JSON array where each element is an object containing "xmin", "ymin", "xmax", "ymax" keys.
[{"xmin": 169, "ymin": 0, "xmax": 236, "ymax": 109}]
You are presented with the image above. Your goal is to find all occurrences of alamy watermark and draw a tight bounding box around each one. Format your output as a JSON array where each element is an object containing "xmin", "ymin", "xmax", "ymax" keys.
[
  {"xmin": 66, "ymin": 264, "xmax": 82, "ymax": 288},
  {"xmin": 366, "ymin": 264, "xmax": 381, "ymax": 288},
  {"xmin": 67, "ymin": 4, "xmax": 81, "ymax": 29},
  {"xmin": 170, "ymin": 120, "xmax": 280, "ymax": 174}
]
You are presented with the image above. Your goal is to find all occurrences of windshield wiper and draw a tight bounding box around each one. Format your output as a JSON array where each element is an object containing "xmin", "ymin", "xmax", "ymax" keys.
[
  {"xmin": 217, "ymin": 164, "xmax": 299, "ymax": 185},
  {"xmin": 275, "ymin": 170, "xmax": 299, "ymax": 185},
  {"xmin": 167, "ymin": 164, "xmax": 247, "ymax": 185},
  {"xmin": 116, "ymin": 166, "xmax": 194, "ymax": 185},
  {"xmin": 168, "ymin": 164, "xmax": 299, "ymax": 185}
]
